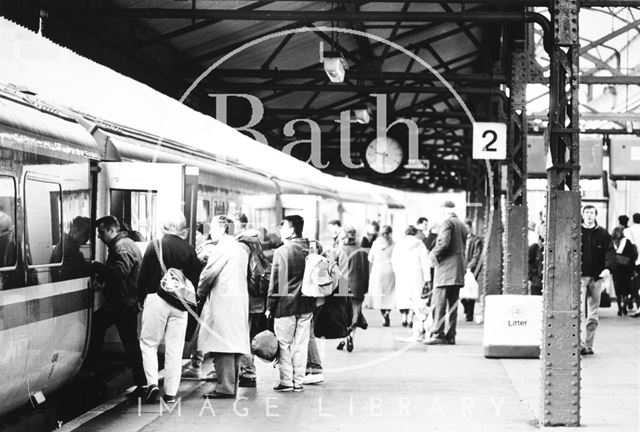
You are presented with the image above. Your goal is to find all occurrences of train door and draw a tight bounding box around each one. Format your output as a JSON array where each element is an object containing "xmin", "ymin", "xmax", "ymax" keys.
[
  {"xmin": 95, "ymin": 162, "xmax": 185, "ymax": 351},
  {"xmin": 96, "ymin": 162, "xmax": 185, "ymax": 258}
]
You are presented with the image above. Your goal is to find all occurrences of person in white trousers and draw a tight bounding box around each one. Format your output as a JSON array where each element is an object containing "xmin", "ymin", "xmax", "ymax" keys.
[{"xmin": 138, "ymin": 211, "xmax": 201, "ymax": 404}]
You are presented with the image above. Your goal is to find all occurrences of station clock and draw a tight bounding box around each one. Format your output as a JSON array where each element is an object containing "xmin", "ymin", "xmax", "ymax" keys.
[{"xmin": 363, "ymin": 136, "xmax": 405, "ymax": 174}]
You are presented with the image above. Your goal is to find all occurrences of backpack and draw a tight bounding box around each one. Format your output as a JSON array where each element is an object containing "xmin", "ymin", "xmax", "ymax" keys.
[
  {"xmin": 302, "ymin": 252, "xmax": 341, "ymax": 297},
  {"xmin": 238, "ymin": 237, "xmax": 271, "ymax": 298}
]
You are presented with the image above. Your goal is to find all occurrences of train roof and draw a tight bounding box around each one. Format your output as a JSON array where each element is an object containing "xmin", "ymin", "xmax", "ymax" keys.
[
  {"xmin": 0, "ymin": 18, "xmax": 404, "ymax": 208},
  {"xmin": 0, "ymin": 87, "xmax": 100, "ymax": 160},
  {"xmin": 0, "ymin": 18, "xmax": 327, "ymax": 184}
]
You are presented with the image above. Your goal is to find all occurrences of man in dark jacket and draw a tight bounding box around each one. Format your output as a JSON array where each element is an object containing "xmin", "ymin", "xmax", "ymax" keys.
[
  {"xmin": 426, "ymin": 201, "xmax": 468, "ymax": 345},
  {"xmin": 85, "ymin": 216, "xmax": 146, "ymax": 392},
  {"xmin": 461, "ymin": 219, "xmax": 482, "ymax": 321},
  {"xmin": 581, "ymin": 205, "xmax": 616, "ymax": 355},
  {"xmin": 266, "ymin": 215, "xmax": 315, "ymax": 392}
]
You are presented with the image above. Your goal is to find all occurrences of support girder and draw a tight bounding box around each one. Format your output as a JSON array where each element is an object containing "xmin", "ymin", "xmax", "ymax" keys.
[
  {"xmin": 503, "ymin": 48, "xmax": 529, "ymax": 296},
  {"xmin": 541, "ymin": 0, "xmax": 581, "ymax": 426}
]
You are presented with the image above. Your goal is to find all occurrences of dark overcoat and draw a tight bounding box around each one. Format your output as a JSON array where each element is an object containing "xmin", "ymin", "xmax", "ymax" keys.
[{"xmin": 430, "ymin": 214, "xmax": 468, "ymax": 288}]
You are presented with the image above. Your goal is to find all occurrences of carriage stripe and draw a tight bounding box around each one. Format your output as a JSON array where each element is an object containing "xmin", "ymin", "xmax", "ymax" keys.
[{"xmin": 0, "ymin": 289, "xmax": 90, "ymax": 331}]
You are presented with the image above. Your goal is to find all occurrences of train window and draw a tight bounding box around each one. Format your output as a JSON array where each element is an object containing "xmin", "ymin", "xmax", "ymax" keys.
[
  {"xmin": 0, "ymin": 175, "xmax": 17, "ymax": 269},
  {"xmin": 110, "ymin": 189, "xmax": 157, "ymax": 241},
  {"xmin": 24, "ymin": 175, "xmax": 63, "ymax": 267}
]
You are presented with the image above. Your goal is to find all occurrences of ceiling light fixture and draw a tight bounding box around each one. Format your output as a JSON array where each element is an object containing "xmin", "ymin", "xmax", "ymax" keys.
[
  {"xmin": 353, "ymin": 107, "xmax": 370, "ymax": 124},
  {"xmin": 319, "ymin": 41, "xmax": 347, "ymax": 83}
]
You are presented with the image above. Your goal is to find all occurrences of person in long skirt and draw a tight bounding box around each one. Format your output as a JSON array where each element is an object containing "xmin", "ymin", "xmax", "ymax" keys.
[
  {"xmin": 368, "ymin": 225, "xmax": 396, "ymax": 326},
  {"xmin": 391, "ymin": 226, "xmax": 431, "ymax": 329}
]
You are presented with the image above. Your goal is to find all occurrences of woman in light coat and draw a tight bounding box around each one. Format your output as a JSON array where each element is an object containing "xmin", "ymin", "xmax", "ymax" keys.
[
  {"xmin": 391, "ymin": 226, "xmax": 431, "ymax": 327},
  {"xmin": 368, "ymin": 225, "xmax": 396, "ymax": 326},
  {"xmin": 197, "ymin": 216, "xmax": 250, "ymax": 398}
]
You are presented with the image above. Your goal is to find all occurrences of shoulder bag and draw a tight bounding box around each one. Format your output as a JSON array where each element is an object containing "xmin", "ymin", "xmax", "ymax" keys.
[{"xmin": 153, "ymin": 239, "xmax": 197, "ymax": 311}]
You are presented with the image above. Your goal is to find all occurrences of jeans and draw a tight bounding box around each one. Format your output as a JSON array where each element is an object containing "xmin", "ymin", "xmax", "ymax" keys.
[
  {"xmin": 430, "ymin": 285, "xmax": 461, "ymax": 341},
  {"xmin": 581, "ymin": 276, "xmax": 603, "ymax": 349},
  {"xmin": 274, "ymin": 313, "xmax": 312, "ymax": 387},
  {"xmin": 140, "ymin": 294, "xmax": 188, "ymax": 396}
]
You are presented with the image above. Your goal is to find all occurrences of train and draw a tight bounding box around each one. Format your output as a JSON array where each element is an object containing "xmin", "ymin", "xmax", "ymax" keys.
[{"xmin": 0, "ymin": 77, "xmax": 415, "ymax": 416}]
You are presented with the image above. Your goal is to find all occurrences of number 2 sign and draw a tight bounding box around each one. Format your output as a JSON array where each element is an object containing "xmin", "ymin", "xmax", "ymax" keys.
[{"xmin": 472, "ymin": 122, "xmax": 507, "ymax": 160}]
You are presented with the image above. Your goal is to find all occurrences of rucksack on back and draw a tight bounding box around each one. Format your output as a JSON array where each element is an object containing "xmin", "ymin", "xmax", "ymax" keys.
[
  {"xmin": 239, "ymin": 238, "xmax": 271, "ymax": 298},
  {"xmin": 302, "ymin": 253, "xmax": 341, "ymax": 297}
]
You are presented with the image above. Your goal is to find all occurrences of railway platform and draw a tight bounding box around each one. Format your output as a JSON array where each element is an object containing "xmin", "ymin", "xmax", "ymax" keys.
[{"xmin": 58, "ymin": 306, "xmax": 639, "ymax": 432}]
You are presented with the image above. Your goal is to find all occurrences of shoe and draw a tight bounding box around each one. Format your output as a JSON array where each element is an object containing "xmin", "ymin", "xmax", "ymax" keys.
[
  {"xmin": 181, "ymin": 366, "xmax": 201, "ymax": 380},
  {"xmin": 424, "ymin": 337, "xmax": 448, "ymax": 345},
  {"xmin": 383, "ymin": 314, "xmax": 390, "ymax": 327},
  {"xmin": 346, "ymin": 334, "xmax": 354, "ymax": 352},
  {"xmin": 273, "ymin": 383, "xmax": 294, "ymax": 392},
  {"xmin": 465, "ymin": 316, "xmax": 473, "ymax": 322},
  {"xmin": 409, "ymin": 321, "xmax": 413, "ymax": 328},
  {"xmin": 202, "ymin": 370, "xmax": 218, "ymax": 382},
  {"xmin": 293, "ymin": 385, "xmax": 304, "ymax": 392},
  {"xmin": 631, "ymin": 311, "xmax": 640, "ymax": 318},
  {"xmin": 336, "ymin": 340, "xmax": 345, "ymax": 350},
  {"xmin": 580, "ymin": 347, "xmax": 594, "ymax": 356},
  {"xmin": 618, "ymin": 310, "xmax": 623, "ymax": 316},
  {"xmin": 162, "ymin": 394, "xmax": 177, "ymax": 404},
  {"xmin": 445, "ymin": 338, "xmax": 456, "ymax": 345},
  {"xmin": 401, "ymin": 319, "xmax": 408, "ymax": 327},
  {"xmin": 239, "ymin": 376, "xmax": 257, "ymax": 388},
  {"xmin": 202, "ymin": 392, "xmax": 235, "ymax": 399},
  {"xmin": 302, "ymin": 373, "xmax": 324, "ymax": 385},
  {"xmin": 623, "ymin": 308, "xmax": 628, "ymax": 316},
  {"xmin": 143, "ymin": 384, "xmax": 159, "ymax": 404}
]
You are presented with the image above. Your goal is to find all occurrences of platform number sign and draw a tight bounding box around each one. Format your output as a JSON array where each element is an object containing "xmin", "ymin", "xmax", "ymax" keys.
[{"xmin": 473, "ymin": 122, "xmax": 507, "ymax": 160}]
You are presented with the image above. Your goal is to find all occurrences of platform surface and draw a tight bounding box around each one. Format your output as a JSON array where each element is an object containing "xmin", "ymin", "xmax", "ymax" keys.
[{"xmin": 62, "ymin": 306, "xmax": 639, "ymax": 432}]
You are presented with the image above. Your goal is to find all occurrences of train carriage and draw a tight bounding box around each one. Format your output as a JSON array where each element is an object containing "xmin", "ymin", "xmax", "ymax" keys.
[{"xmin": 0, "ymin": 90, "xmax": 98, "ymax": 416}]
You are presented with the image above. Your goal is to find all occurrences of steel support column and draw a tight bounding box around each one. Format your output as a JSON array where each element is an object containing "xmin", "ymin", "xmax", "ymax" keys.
[
  {"xmin": 541, "ymin": 0, "xmax": 581, "ymax": 426},
  {"xmin": 484, "ymin": 160, "xmax": 503, "ymax": 296},
  {"xmin": 503, "ymin": 49, "xmax": 529, "ymax": 295}
]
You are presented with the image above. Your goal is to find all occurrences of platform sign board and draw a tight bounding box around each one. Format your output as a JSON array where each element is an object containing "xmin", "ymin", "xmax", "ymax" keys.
[
  {"xmin": 527, "ymin": 134, "xmax": 603, "ymax": 178},
  {"xmin": 473, "ymin": 122, "xmax": 507, "ymax": 160},
  {"xmin": 483, "ymin": 294, "xmax": 542, "ymax": 358},
  {"xmin": 609, "ymin": 135, "xmax": 640, "ymax": 180}
]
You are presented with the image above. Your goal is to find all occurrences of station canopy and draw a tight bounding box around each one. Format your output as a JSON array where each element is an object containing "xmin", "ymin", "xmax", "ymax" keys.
[{"xmin": 2, "ymin": 1, "xmax": 639, "ymax": 191}]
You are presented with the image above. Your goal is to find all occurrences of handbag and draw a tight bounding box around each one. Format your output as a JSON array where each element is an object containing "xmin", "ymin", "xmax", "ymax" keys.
[
  {"xmin": 153, "ymin": 239, "xmax": 197, "ymax": 311},
  {"xmin": 459, "ymin": 270, "xmax": 479, "ymax": 300}
]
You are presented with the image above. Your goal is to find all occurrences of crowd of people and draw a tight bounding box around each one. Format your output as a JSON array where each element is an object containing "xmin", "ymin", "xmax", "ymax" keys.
[
  {"xmin": 80, "ymin": 199, "xmax": 492, "ymax": 403},
  {"xmin": 84, "ymin": 200, "xmax": 640, "ymax": 403}
]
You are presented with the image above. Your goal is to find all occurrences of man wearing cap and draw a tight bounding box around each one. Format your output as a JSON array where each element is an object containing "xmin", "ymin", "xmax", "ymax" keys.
[{"xmin": 426, "ymin": 201, "xmax": 468, "ymax": 345}]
